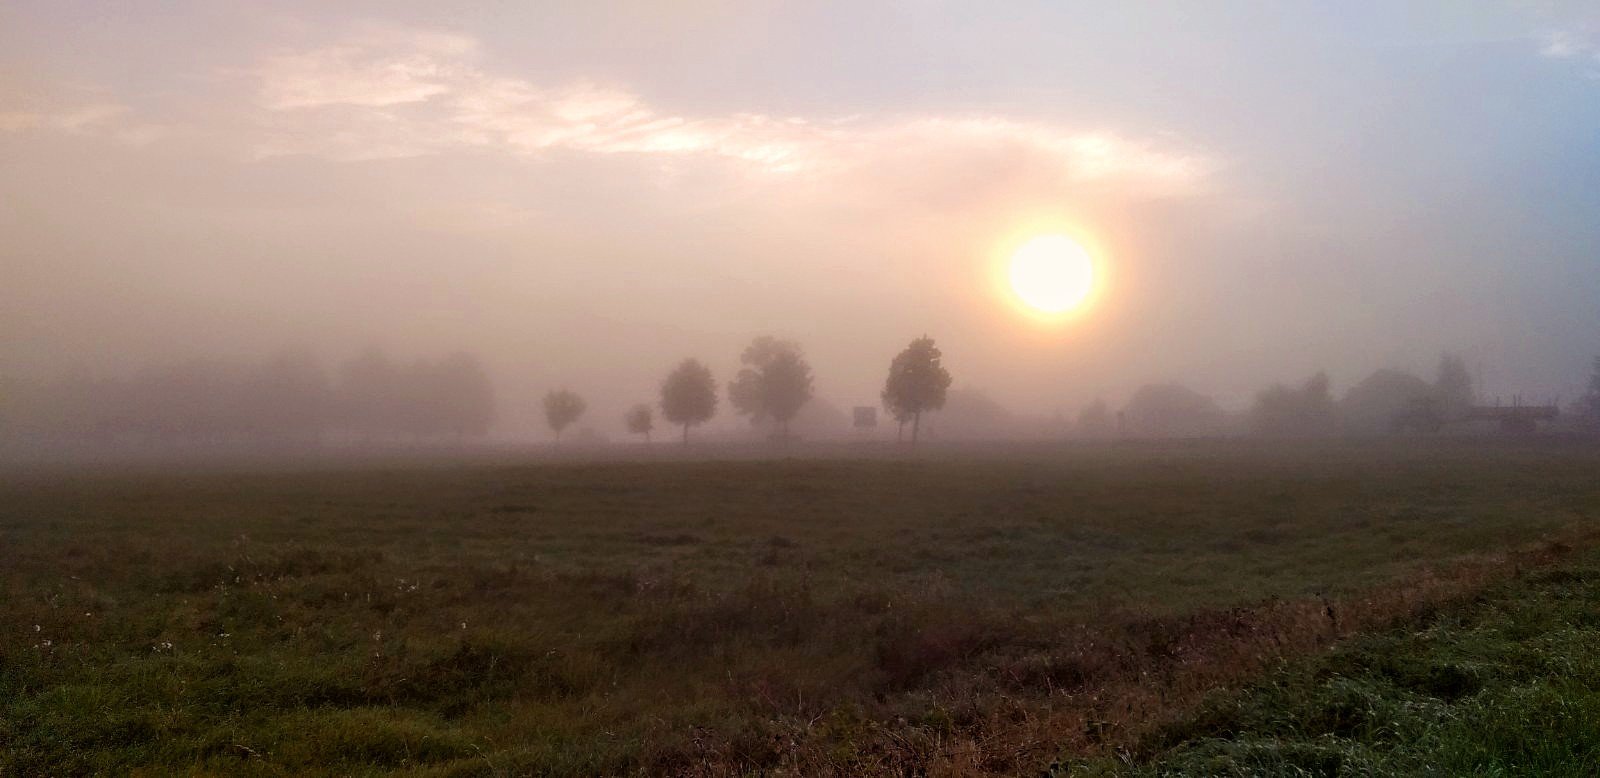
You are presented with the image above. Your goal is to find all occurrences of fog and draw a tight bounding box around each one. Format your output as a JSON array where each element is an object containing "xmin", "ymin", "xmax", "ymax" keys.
[{"xmin": 3, "ymin": 2, "xmax": 1598, "ymax": 447}]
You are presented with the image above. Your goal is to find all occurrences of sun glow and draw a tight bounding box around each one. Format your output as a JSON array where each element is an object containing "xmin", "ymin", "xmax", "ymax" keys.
[{"xmin": 1007, "ymin": 234, "xmax": 1095, "ymax": 314}]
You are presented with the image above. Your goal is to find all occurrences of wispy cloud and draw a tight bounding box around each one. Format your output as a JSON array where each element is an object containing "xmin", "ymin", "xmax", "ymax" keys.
[
  {"xmin": 256, "ymin": 27, "xmax": 479, "ymax": 110},
  {"xmin": 1540, "ymin": 28, "xmax": 1600, "ymax": 62},
  {"xmin": 246, "ymin": 25, "xmax": 1216, "ymax": 197},
  {"xmin": 0, "ymin": 102, "xmax": 169, "ymax": 146}
]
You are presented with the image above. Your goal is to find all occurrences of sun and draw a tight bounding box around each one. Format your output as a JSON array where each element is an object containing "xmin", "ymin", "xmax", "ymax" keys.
[{"xmin": 1008, "ymin": 234, "xmax": 1095, "ymax": 314}]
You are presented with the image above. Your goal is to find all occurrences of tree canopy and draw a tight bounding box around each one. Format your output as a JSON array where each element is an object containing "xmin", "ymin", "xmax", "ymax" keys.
[
  {"xmin": 542, "ymin": 389, "xmax": 586, "ymax": 441},
  {"xmin": 728, "ymin": 336, "xmax": 814, "ymax": 438},
  {"xmin": 624, "ymin": 403, "xmax": 654, "ymax": 441},
  {"xmin": 660, "ymin": 358, "xmax": 717, "ymax": 445},
  {"xmin": 881, "ymin": 336, "xmax": 952, "ymax": 443}
]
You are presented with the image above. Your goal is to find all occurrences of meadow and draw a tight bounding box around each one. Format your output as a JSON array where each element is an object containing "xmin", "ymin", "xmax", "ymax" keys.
[{"xmin": 3, "ymin": 439, "xmax": 1598, "ymax": 775}]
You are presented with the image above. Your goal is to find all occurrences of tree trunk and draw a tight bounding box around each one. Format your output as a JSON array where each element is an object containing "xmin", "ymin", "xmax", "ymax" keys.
[
  {"xmin": 682, "ymin": 423, "xmax": 690, "ymax": 446},
  {"xmin": 911, "ymin": 411, "xmax": 921, "ymax": 444}
]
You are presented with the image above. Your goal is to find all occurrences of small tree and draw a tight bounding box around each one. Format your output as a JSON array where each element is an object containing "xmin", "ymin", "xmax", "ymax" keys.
[
  {"xmin": 881, "ymin": 335, "xmax": 952, "ymax": 444},
  {"xmin": 727, "ymin": 336, "xmax": 814, "ymax": 439},
  {"xmin": 625, "ymin": 403, "xmax": 654, "ymax": 443},
  {"xmin": 542, "ymin": 389, "xmax": 586, "ymax": 443},
  {"xmin": 660, "ymin": 358, "xmax": 717, "ymax": 446}
]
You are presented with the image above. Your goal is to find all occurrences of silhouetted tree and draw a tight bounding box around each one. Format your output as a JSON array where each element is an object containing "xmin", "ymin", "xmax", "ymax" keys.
[
  {"xmin": 1434, "ymin": 353, "xmax": 1475, "ymax": 419},
  {"xmin": 625, "ymin": 403, "xmax": 654, "ymax": 443},
  {"xmin": 1077, "ymin": 398, "xmax": 1112, "ymax": 438},
  {"xmin": 543, "ymin": 389, "xmax": 586, "ymax": 443},
  {"xmin": 881, "ymin": 336, "xmax": 952, "ymax": 444},
  {"xmin": 1249, "ymin": 372, "xmax": 1337, "ymax": 437},
  {"xmin": 660, "ymin": 359, "xmax": 717, "ymax": 446},
  {"xmin": 727, "ymin": 336, "xmax": 814, "ymax": 439}
]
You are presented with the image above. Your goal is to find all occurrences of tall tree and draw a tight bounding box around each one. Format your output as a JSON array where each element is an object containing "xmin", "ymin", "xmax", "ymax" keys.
[
  {"xmin": 625, "ymin": 403, "xmax": 654, "ymax": 443},
  {"xmin": 542, "ymin": 389, "xmax": 586, "ymax": 443},
  {"xmin": 1434, "ymin": 353, "xmax": 1475, "ymax": 418},
  {"xmin": 660, "ymin": 358, "xmax": 717, "ymax": 446},
  {"xmin": 727, "ymin": 336, "xmax": 814, "ymax": 439},
  {"xmin": 880, "ymin": 336, "xmax": 952, "ymax": 444}
]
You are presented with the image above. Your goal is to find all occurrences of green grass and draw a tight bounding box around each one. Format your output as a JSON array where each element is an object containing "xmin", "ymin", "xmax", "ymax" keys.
[
  {"xmin": 1069, "ymin": 546, "xmax": 1600, "ymax": 776},
  {"xmin": 2, "ymin": 439, "xmax": 1598, "ymax": 774}
]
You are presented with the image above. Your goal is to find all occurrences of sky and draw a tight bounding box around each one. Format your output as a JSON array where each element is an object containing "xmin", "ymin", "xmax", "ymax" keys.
[{"xmin": 3, "ymin": 1, "xmax": 1598, "ymax": 436}]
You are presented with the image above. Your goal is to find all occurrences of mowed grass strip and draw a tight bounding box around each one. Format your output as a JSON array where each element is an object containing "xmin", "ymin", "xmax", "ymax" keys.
[{"xmin": 1, "ymin": 440, "xmax": 1597, "ymax": 774}]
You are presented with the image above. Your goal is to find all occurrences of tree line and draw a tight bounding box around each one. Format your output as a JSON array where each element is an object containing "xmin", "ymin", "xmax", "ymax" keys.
[
  {"xmin": 540, "ymin": 335, "xmax": 953, "ymax": 446},
  {"xmin": 0, "ymin": 348, "xmax": 494, "ymax": 444},
  {"xmin": 8, "ymin": 340, "xmax": 1595, "ymax": 448},
  {"xmin": 1073, "ymin": 353, "xmax": 1584, "ymax": 439}
]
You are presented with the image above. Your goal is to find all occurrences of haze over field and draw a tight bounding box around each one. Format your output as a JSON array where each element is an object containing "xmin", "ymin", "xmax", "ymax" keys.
[{"xmin": 3, "ymin": 2, "xmax": 1598, "ymax": 439}]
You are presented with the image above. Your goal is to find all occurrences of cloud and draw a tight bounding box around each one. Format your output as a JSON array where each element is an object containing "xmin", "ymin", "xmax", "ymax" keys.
[
  {"xmin": 0, "ymin": 102, "xmax": 169, "ymax": 146},
  {"xmin": 247, "ymin": 26, "xmax": 1217, "ymax": 197},
  {"xmin": 256, "ymin": 26, "xmax": 479, "ymax": 110},
  {"xmin": 0, "ymin": 103, "xmax": 125, "ymax": 133},
  {"xmin": 1540, "ymin": 29, "xmax": 1599, "ymax": 61}
]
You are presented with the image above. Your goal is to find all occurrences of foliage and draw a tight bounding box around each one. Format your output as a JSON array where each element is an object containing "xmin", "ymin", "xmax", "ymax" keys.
[
  {"xmin": 880, "ymin": 336, "xmax": 952, "ymax": 442},
  {"xmin": 659, "ymin": 358, "xmax": 717, "ymax": 443},
  {"xmin": 624, "ymin": 403, "xmax": 654, "ymax": 440},
  {"xmin": 727, "ymin": 337, "xmax": 815, "ymax": 436},
  {"xmin": 1, "ymin": 348, "xmax": 496, "ymax": 443},
  {"xmin": 542, "ymin": 389, "xmax": 587, "ymax": 441}
]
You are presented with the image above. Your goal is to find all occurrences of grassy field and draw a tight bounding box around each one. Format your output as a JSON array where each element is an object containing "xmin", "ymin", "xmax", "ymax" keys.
[
  {"xmin": 2, "ymin": 440, "xmax": 1598, "ymax": 775},
  {"xmin": 1070, "ymin": 544, "xmax": 1600, "ymax": 776}
]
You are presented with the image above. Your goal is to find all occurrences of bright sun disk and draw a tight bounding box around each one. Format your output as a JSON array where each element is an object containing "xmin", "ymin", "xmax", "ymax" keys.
[{"xmin": 1008, "ymin": 234, "xmax": 1095, "ymax": 314}]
